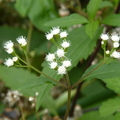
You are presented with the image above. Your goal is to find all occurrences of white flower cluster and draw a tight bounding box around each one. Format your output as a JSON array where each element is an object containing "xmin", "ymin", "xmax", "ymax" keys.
[
  {"xmin": 3, "ymin": 36, "xmax": 27, "ymax": 67},
  {"xmin": 45, "ymin": 26, "xmax": 68, "ymax": 40},
  {"xmin": 4, "ymin": 90, "xmax": 22, "ymax": 107},
  {"xmin": 101, "ymin": 33, "xmax": 120, "ymax": 59},
  {"xmin": 45, "ymin": 27, "xmax": 71, "ymax": 75}
]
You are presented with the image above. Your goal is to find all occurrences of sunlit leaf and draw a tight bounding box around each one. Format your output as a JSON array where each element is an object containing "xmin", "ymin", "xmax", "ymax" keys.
[
  {"xmin": 99, "ymin": 97, "xmax": 120, "ymax": 118},
  {"xmin": 44, "ymin": 13, "xmax": 88, "ymax": 27},
  {"xmin": 102, "ymin": 78, "xmax": 120, "ymax": 94},
  {"xmin": 82, "ymin": 60, "xmax": 120, "ymax": 81},
  {"xmin": 85, "ymin": 20, "xmax": 99, "ymax": 39},
  {"xmin": 102, "ymin": 14, "xmax": 120, "ymax": 26},
  {"xmin": 87, "ymin": 0, "xmax": 102, "ymax": 20},
  {"xmin": 0, "ymin": 65, "xmax": 37, "ymax": 96}
]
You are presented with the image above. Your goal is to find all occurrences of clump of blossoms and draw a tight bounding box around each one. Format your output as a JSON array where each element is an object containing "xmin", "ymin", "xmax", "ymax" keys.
[
  {"xmin": 3, "ymin": 36, "xmax": 27, "ymax": 67},
  {"xmin": 3, "ymin": 90, "xmax": 22, "ymax": 107},
  {"xmin": 101, "ymin": 33, "xmax": 120, "ymax": 59},
  {"xmin": 45, "ymin": 27, "xmax": 71, "ymax": 75}
]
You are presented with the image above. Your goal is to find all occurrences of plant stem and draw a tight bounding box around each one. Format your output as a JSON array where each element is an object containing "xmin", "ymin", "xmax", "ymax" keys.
[
  {"xmin": 27, "ymin": 22, "xmax": 33, "ymax": 53},
  {"xmin": 71, "ymin": 61, "xmax": 106, "ymax": 89},
  {"xmin": 64, "ymin": 73, "xmax": 71, "ymax": 120},
  {"xmin": 17, "ymin": 55, "xmax": 68, "ymax": 89},
  {"xmin": 19, "ymin": 102, "xmax": 25, "ymax": 120},
  {"xmin": 64, "ymin": 88, "xmax": 71, "ymax": 120},
  {"xmin": 24, "ymin": 50, "xmax": 31, "ymax": 70}
]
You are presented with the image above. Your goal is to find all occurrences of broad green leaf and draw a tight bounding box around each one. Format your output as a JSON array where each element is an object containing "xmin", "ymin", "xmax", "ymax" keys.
[
  {"xmin": 18, "ymin": 76, "xmax": 56, "ymax": 90},
  {"xmin": 99, "ymin": 1, "xmax": 113, "ymax": 9},
  {"xmin": 15, "ymin": 0, "xmax": 58, "ymax": 31},
  {"xmin": 44, "ymin": 13, "xmax": 88, "ymax": 27},
  {"xmin": 28, "ymin": 0, "xmax": 58, "ymax": 31},
  {"xmin": 87, "ymin": 0, "xmax": 102, "ymax": 20},
  {"xmin": 80, "ymin": 111, "xmax": 114, "ymax": 120},
  {"xmin": 78, "ymin": 80, "xmax": 115, "ymax": 108},
  {"xmin": 102, "ymin": 78, "xmax": 120, "ymax": 94},
  {"xmin": 14, "ymin": 0, "xmax": 33, "ymax": 17},
  {"xmin": 67, "ymin": 26, "xmax": 103, "ymax": 68},
  {"xmin": 102, "ymin": 14, "xmax": 120, "ymax": 26},
  {"xmin": 0, "ymin": 65, "xmax": 37, "ymax": 96},
  {"xmin": 36, "ymin": 83, "xmax": 53, "ymax": 111},
  {"xmin": 99, "ymin": 97, "xmax": 120, "ymax": 118},
  {"xmin": 85, "ymin": 21, "xmax": 99, "ymax": 39},
  {"xmin": 82, "ymin": 60, "xmax": 120, "ymax": 81}
]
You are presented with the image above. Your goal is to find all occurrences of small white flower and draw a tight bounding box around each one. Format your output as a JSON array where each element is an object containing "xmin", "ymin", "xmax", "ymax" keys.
[
  {"xmin": 35, "ymin": 92, "xmax": 39, "ymax": 96},
  {"xmin": 12, "ymin": 57, "xmax": 18, "ymax": 62},
  {"xmin": 51, "ymin": 27, "xmax": 60, "ymax": 35},
  {"xmin": 56, "ymin": 49, "xmax": 65, "ymax": 58},
  {"xmin": 45, "ymin": 32, "xmax": 53, "ymax": 40},
  {"xmin": 63, "ymin": 60, "xmax": 71, "ymax": 68},
  {"xmin": 6, "ymin": 48, "xmax": 13, "ymax": 54},
  {"xmin": 4, "ymin": 90, "xmax": 22, "ymax": 107},
  {"xmin": 101, "ymin": 33, "xmax": 109, "ymax": 40},
  {"xmin": 4, "ymin": 40, "xmax": 14, "ymax": 49},
  {"xmin": 4, "ymin": 58, "xmax": 14, "ymax": 67},
  {"xmin": 101, "ymin": 41, "xmax": 104, "ymax": 45},
  {"xmin": 60, "ymin": 31, "xmax": 68, "ymax": 38},
  {"xmin": 111, "ymin": 34, "xmax": 119, "ymax": 42},
  {"xmin": 61, "ymin": 40, "xmax": 70, "ymax": 49},
  {"xmin": 113, "ymin": 42, "xmax": 119, "ymax": 48},
  {"xmin": 57, "ymin": 66, "xmax": 66, "ymax": 74},
  {"xmin": 49, "ymin": 61, "xmax": 58, "ymax": 69},
  {"xmin": 16, "ymin": 36, "xmax": 27, "ymax": 46},
  {"xmin": 46, "ymin": 53, "xmax": 56, "ymax": 61},
  {"xmin": 106, "ymin": 50, "xmax": 110, "ymax": 54},
  {"xmin": 110, "ymin": 51, "xmax": 120, "ymax": 58},
  {"xmin": 29, "ymin": 97, "xmax": 34, "ymax": 101}
]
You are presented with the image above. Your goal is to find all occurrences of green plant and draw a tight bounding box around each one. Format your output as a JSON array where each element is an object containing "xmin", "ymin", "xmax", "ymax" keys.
[{"xmin": 0, "ymin": 0, "xmax": 120, "ymax": 120}]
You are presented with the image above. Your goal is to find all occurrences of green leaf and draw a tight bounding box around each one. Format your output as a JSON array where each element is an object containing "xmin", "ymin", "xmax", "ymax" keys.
[
  {"xmin": 82, "ymin": 60, "xmax": 120, "ymax": 81},
  {"xmin": 78, "ymin": 80, "xmax": 115, "ymax": 108},
  {"xmin": 18, "ymin": 76, "xmax": 56, "ymax": 90},
  {"xmin": 28, "ymin": 0, "xmax": 58, "ymax": 31},
  {"xmin": 0, "ymin": 65, "xmax": 37, "ymax": 96},
  {"xmin": 44, "ymin": 13, "xmax": 88, "ymax": 27},
  {"xmin": 102, "ymin": 14, "xmax": 120, "ymax": 26},
  {"xmin": 99, "ymin": 97, "xmax": 120, "ymax": 118},
  {"xmin": 102, "ymin": 78, "xmax": 120, "ymax": 94},
  {"xmin": 67, "ymin": 26, "xmax": 103, "ymax": 68},
  {"xmin": 80, "ymin": 111, "xmax": 114, "ymax": 120},
  {"xmin": 99, "ymin": 1, "xmax": 113, "ymax": 9},
  {"xmin": 36, "ymin": 83, "xmax": 53, "ymax": 111},
  {"xmin": 15, "ymin": 0, "xmax": 58, "ymax": 31},
  {"xmin": 87, "ymin": 0, "xmax": 102, "ymax": 20},
  {"xmin": 85, "ymin": 21, "xmax": 99, "ymax": 39},
  {"xmin": 14, "ymin": 0, "xmax": 33, "ymax": 17}
]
